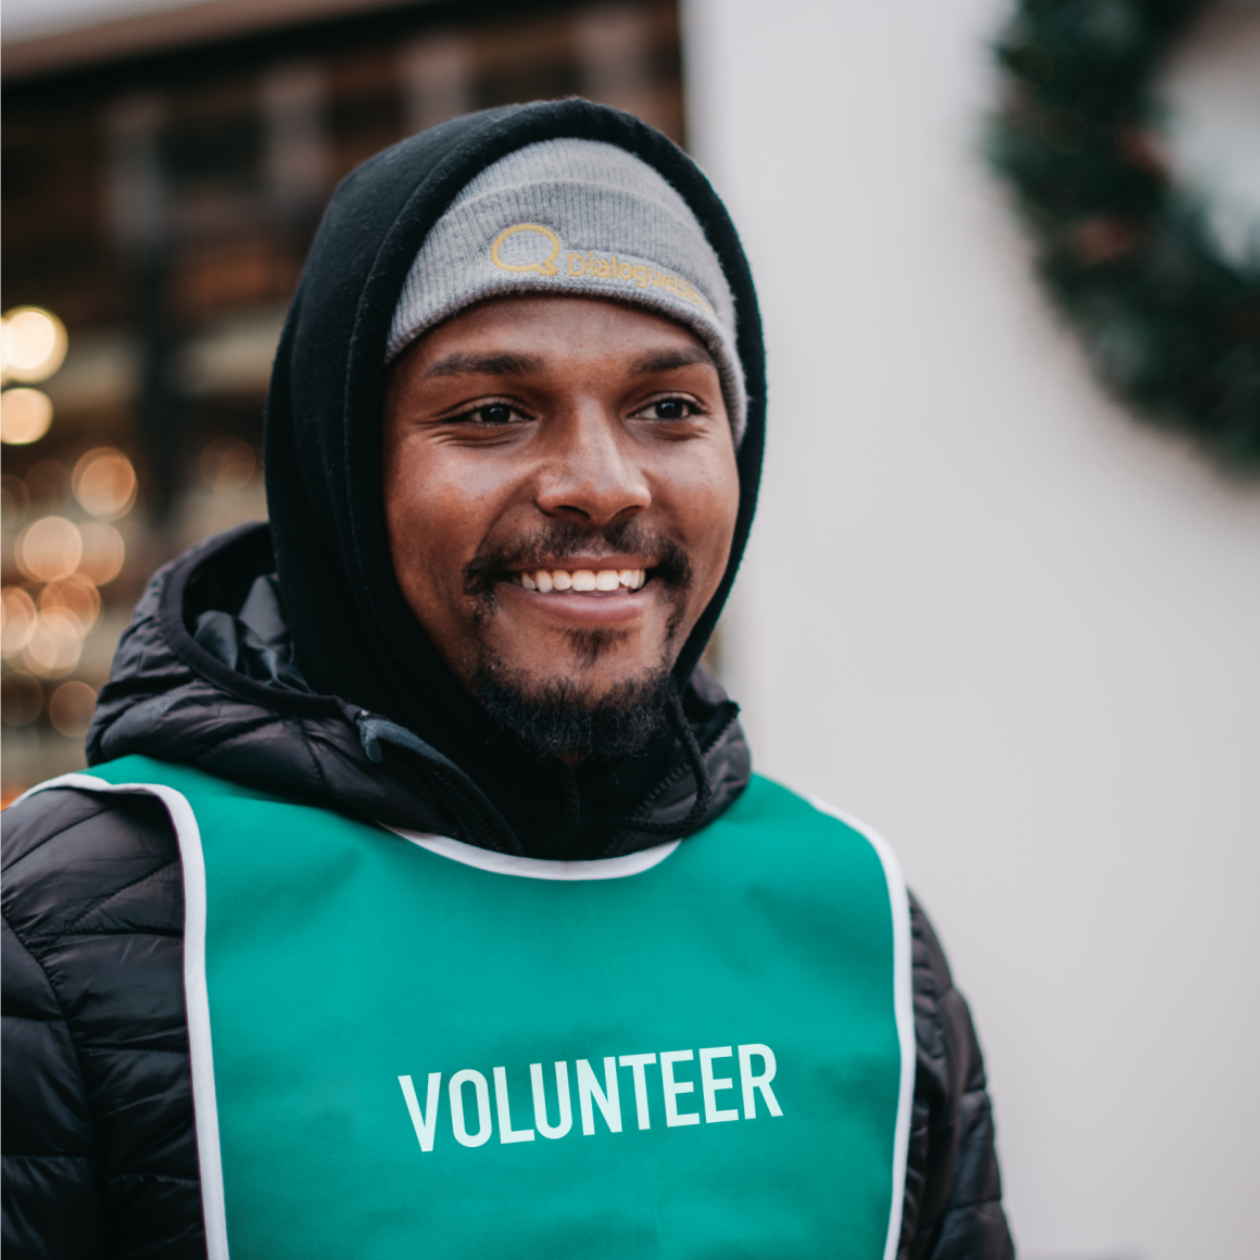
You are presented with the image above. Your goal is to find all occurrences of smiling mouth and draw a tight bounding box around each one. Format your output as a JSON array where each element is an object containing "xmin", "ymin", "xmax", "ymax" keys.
[{"xmin": 507, "ymin": 567, "xmax": 649, "ymax": 594}]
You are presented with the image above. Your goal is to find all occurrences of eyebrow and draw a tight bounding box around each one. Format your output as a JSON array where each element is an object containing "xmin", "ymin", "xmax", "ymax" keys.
[
  {"xmin": 420, "ymin": 345, "xmax": 717, "ymax": 380},
  {"xmin": 422, "ymin": 351, "xmax": 547, "ymax": 379},
  {"xmin": 630, "ymin": 347, "xmax": 717, "ymax": 375}
]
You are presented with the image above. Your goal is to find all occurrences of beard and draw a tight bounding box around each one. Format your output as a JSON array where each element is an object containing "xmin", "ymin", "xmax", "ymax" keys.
[
  {"xmin": 464, "ymin": 518, "xmax": 691, "ymax": 760},
  {"xmin": 474, "ymin": 660, "xmax": 674, "ymax": 760}
]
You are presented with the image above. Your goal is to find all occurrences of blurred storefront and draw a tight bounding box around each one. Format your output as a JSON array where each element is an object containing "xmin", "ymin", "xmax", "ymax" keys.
[{"xmin": 1, "ymin": 0, "xmax": 684, "ymax": 798}]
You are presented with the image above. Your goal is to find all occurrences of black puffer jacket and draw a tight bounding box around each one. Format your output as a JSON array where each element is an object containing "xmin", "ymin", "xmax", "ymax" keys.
[{"xmin": 2, "ymin": 528, "xmax": 1013, "ymax": 1258}]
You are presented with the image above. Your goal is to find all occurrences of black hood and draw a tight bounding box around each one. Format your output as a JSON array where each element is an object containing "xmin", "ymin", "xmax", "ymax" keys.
[{"xmin": 90, "ymin": 100, "xmax": 765, "ymax": 858}]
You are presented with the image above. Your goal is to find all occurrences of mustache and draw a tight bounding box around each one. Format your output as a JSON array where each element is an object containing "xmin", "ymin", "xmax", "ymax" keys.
[{"xmin": 464, "ymin": 519, "xmax": 692, "ymax": 598}]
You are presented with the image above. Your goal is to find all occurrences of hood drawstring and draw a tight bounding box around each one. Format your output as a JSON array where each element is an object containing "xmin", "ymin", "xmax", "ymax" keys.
[
  {"xmin": 538, "ymin": 768, "xmax": 582, "ymax": 857},
  {"xmin": 356, "ymin": 712, "xmax": 525, "ymax": 856},
  {"xmin": 358, "ymin": 712, "xmax": 442, "ymax": 767}
]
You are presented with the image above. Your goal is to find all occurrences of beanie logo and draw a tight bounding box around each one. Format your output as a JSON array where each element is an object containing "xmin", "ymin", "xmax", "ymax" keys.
[
  {"xmin": 487, "ymin": 223, "xmax": 714, "ymax": 317},
  {"xmin": 490, "ymin": 224, "xmax": 561, "ymax": 276}
]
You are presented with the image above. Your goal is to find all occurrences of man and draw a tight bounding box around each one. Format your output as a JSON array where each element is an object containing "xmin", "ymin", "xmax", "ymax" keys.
[{"xmin": 2, "ymin": 101, "xmax": 1013, "ymax": 1258}]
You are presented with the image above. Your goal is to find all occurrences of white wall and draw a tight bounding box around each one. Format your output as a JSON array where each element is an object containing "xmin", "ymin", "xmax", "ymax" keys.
[{"xmin": 682, "ymin": 2, "xmax": 1260, "ymax": 1257}]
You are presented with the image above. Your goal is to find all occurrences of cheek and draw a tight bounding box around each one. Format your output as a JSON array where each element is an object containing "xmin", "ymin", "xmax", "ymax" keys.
[
  {"xmin": 698, "ymin": 451, "xmax": 741, "ymax": 550},
  {"xmin": 382, "ymin": 444, "xmax": 468, "ymax": 607},
  {"xmin": 666, "ymin": 445, "xmax": 741, "ymax": 596},
  {"xmin": 383, "ymin": 442, "xmax": 513, "ymax": 609}
]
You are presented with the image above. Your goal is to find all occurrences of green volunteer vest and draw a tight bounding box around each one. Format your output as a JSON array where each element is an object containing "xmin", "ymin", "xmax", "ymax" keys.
[{"xmin": 34, "ymin": 755, "xmax": 913, "ymax": 1260}]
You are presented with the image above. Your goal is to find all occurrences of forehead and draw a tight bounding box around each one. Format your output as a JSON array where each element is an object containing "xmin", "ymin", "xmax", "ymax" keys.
[{"xmin": 393, "ymin": 294, "xmax": 719, "ymax": 377}]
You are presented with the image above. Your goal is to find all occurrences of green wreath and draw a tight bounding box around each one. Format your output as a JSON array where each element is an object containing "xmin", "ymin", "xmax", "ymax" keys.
[{"xmin": 989, "ymin": 0, "xmax": 1260, "ymax": 472}]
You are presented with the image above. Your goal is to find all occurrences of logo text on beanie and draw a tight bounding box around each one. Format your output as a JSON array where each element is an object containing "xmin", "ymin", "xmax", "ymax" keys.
[
  {"xmin": 566, "ymin": 252, "xmax": 714, "ymax": 314},
  {"xmin": 489, "ymin": 222, "xmax": 714, "ymax": 315},
  {"xmin": 490, "ymin": 223, "xmax": 561, "ymax": 275}
]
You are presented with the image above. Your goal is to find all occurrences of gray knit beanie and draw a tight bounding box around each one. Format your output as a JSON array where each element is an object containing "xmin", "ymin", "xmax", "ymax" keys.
[{"xmin": 387, "ymin": 138, "xmax": 746, "ymax": 444}]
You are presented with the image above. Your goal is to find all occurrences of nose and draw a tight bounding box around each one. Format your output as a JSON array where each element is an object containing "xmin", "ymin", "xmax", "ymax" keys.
[{"xmin": 534, "ymin": 404, "xmax": 651, "ymax": 528}]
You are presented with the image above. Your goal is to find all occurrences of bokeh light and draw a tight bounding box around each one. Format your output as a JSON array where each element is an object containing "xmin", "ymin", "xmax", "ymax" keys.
[
  {"xmin": 1, "ymin": 387, "xmax": 54, "ymax": 445},
  {"xmin": 201, "ymin": 435, "xmax": 257, "ymax": 492},
  {"xmin": 1, "ymin": 587, "xmax": 39, "ymax": 658},
  {"xmin": 1, "ymin": 670, "xmax": 43, "ymax": 727},
  {"xmin": 76, "ymin": 521, "xmax": 126, "ymax": 585},
  {"xmin": 1, "ymin": 307, "xmax": 68, "ymax": 385},
  {"xmin": 72, "ymin": 448, "xmax": 137, "ymax": 519},
  {"xmin": 17, "ymin": 516, "xmax": 83, "ymax": 582},
  {"xmin": 24, "ymin": 607, "xmax": 84, "ymax": 676},
  {"xmin": 49, "ymin": 679, "xmax": 97, "ymax": 739},
  {"xmin": 40, "ymin": 577, "xmax": 101, "ymax": 635}
]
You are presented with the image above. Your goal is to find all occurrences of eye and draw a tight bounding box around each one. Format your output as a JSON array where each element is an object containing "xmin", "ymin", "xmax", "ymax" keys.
[
  {"xmin": 639, "ymin": 396, "xmax": 701, "ymax": 422},
  {"xmin": 457, "ymin": 402, "xmax": 526, "ymax": 426}
]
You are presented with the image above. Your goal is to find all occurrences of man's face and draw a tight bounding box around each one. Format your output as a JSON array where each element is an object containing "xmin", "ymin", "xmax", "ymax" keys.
[{"xmin": 382, "ymin": 295, "xmax": 739, "ymax": 751}]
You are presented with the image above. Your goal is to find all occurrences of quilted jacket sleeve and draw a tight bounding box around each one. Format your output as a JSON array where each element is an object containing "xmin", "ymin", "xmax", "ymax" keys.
[
  {"xmin": 1, "ymin": 788, "xmax": 205, "ymax": 1260},
  {"xmin": 899, "ymin": 895, "xmax": 1015, "ymax": 1258}
]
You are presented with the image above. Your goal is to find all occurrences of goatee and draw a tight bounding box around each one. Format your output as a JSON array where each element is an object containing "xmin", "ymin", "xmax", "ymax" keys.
[{"xmin": 474, "ymin": 663, "xmax": 673, "ymax": 760}]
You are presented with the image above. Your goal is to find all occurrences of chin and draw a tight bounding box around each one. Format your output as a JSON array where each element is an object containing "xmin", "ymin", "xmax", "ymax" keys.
[
  {"xmin": 472, "ymin": 652, "xmax": 675, "ymax": 760},
  {"xmin": 487, "ymin": 625, "xmax": 655, "ymax": 681}
]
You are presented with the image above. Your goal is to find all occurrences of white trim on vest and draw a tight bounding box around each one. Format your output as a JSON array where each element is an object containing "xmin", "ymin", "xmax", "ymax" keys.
[
  {"xmin": 806, "ymin": 794, "xmax": 916, "ymax": 1260},
  {"xmin": 385, "ymin": 827, "xmax": 681, "ymax": 880},
  {"xmin": 17, "ymin": 773, "xmax": 231, "ymax": 1260}
]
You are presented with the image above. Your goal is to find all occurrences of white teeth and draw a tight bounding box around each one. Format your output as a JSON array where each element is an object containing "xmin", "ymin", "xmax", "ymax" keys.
[{"xmin": 518, "ymin": 567, "xmax": 649, "ymax": 592}]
